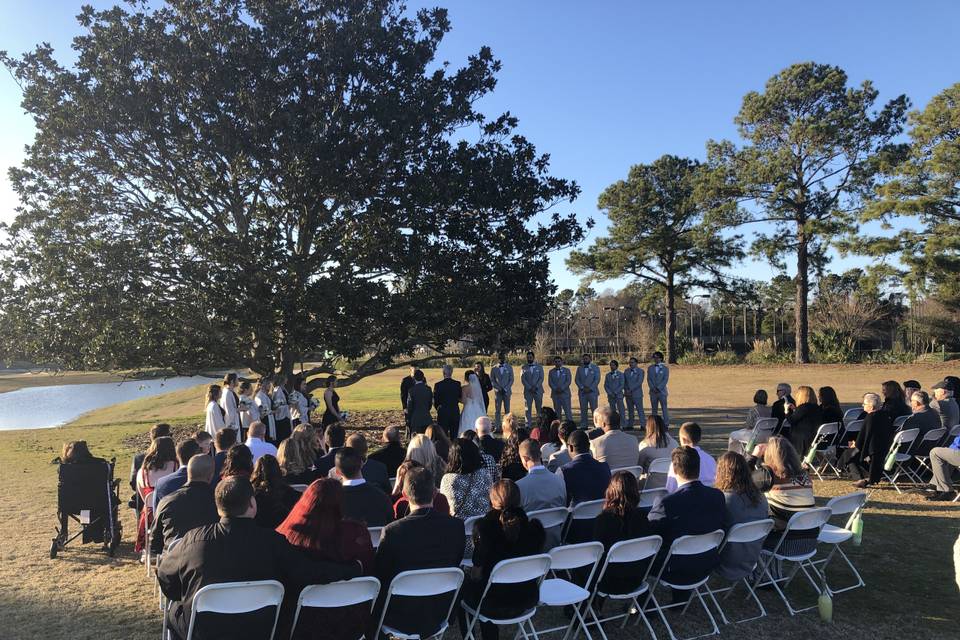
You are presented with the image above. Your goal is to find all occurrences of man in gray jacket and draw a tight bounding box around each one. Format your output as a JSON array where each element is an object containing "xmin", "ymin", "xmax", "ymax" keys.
[
  {"xmin": 604, "ymin": 359, "xmax": 626, "ymax": 420},
  {"xmin": 647, "ymin": 351, "xmax": 670, "ymax": 426},
  {"xmin": 549, "ymin": 356, "xmax": 573, "ymax": 422},
  {"xmin": 520, "ymin": 351, "xmax": 544, "ymax": 427},
  {"xmin": 623, "ymin": 356, "xmax": 646, "ymax": 430},
  {"xmin": 575, "ymin": 353, "xmax": 601, "ymax": 428},
  {"xmin": 490, "ymin": 353, "xmax": 514, "ymax": 429},
  {"xmin": 931, "ymin": 381, "xmax": 960, "ymax": 431}
]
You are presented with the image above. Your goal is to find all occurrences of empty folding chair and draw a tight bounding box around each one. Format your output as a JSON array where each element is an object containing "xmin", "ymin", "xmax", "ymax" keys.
[
  {"xmin": 528, "ymin": 507, "xmax": 570, "ymax": 550},
  {"xmin": 941, "ymin": 424, "xmax": 960, "ymax": 447},
  {"xmin": 582, "ymin": 535, "xmax": 662, "ymax": 640},
  {"xmin": 562, "ymin": 499, "xmax": 604, "ymax": 543},
  {"xmin": 753, "ymin": 507, "xmax": 832, "ymax": 615},
  {"xmin": 460, "ymin": 554, "xmax": 552, "ymax": 640},
  {"xmin": 704, "ymin": 519, "xmax": 774, "ymax": 625},
  {"xmin": 534, "ymin": 542, "xmax": 605, "ymax": 640},
  {"xmin": 842, "ymin": 408, "xmax": 862, "ymax": 426},
  {"xmin": 814, "ymin": 492, "xmax": 867, "ymax": 595},
  {"xmin": 643, "ymin": 457, "xmax": 672, "ymax": 491},
  {"xmin": 883, "ymin": 428, "xmax": 920, "ymax": 493},
  {"xmin": 804, "ymin": 423, "xmax": 841, "ymax": 480},
  {"xmin": 182, "ymin": 580, "xmax": 285, "ymax": 640},
  {"xmin": 373, "ymin": 567, "xmax": 465, "ymax": 640},
  {"xmin": 368, "ymin": 526, "xmax": 384, "ymax": 549},
  {"xmin": 638, "ymin": 488, "xmax": 667, "ymax": 510},
  {"xmin": 644, "ymin": 530, "xmax": 725, "ymax": 640},
  {"xmin": 291, "ymin": 577, "xmax": 380, "ymax": 639},
  {"xmin": 732, "ymin": 417, "xmax": 779, "ymax": 455},
  {"xmin": 910, "ymin": 427, "xmax": 947, "ymax": 482}
]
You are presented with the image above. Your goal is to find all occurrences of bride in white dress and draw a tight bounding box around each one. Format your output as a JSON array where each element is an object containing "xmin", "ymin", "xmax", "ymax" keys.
[{"xmin": 459, "ymin": 370, "xmax": 488, "ymax": 433}]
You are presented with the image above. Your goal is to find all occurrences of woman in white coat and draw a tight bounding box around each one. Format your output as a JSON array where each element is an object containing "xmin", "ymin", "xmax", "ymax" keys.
[
  {"xmin": 219, "ymin": 372, "xmax": 241, "ymax": 431},
  {"xmin": 254, "ymin": 377, "xmax": 276, "ymax": 441},
  {"xmin": 237, "ymin": 380, "xmax": 257, "ymax": 437},
  {"xmin": 289, "ymin": 375, "xmax": 311, "ymax": 427},
  {"xmin": 204, "ymin": 384, "xmax": 226, "ymax": 435}
]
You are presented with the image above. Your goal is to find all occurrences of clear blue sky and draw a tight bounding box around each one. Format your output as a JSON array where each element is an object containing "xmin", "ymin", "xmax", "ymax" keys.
[{"xmin": 2, "ymin": 0, "xmax": 959, "ymax": 292}]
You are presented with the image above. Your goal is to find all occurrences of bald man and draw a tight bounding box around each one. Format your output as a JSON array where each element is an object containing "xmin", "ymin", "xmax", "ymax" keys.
[{"xmin": 151, "ymin": 454, "xmax": 218, "ymax": 555}]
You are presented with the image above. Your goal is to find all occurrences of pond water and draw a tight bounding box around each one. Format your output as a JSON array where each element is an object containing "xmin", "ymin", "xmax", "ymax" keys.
[{"xmin": 0, "ymin": 376, "xmax": 211, "ymax": 430}]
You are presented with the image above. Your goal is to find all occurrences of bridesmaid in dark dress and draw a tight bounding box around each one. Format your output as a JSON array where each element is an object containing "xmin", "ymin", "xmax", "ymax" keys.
[
  {"xmin": 322, "ymin": 375, "xmax": 342, "ymax": 427},
  {"xmin": 473, "ymin": 363, "xmax": 493, "ymax": 411}
]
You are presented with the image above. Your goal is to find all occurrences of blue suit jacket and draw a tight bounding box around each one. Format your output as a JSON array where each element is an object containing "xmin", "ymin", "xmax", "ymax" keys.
[
  {"xmin": 559, "ymin": 453, "xmax": 612, "ymax": 542},
  {"xmin": 649, "ymin": 481, "xmax": 726, "ymax": 585},
  {"xmin": 153, "ymin": 467, "xmax": 188, "ymax": 505}
]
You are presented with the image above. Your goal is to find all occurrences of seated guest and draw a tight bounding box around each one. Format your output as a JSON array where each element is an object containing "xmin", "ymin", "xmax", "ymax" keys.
[
  {"xmin": 391, "ymin": 460, "xmax": 450, "ymax": 518},
  {"xmin": 244, "ymin": 421, "xmax": 278, "ymax": 463},
  {"xmin": 406, "ymin": 433, "xmax": 446, "ymax": 483},
  {"xmin": 881, "ymin": 380, "xmax": 912, "ymax": 419},
  {"xmin": 335, "ymin": 447, "xmax": 393, "ymax": 527},
  {"xmin": 749, "ymin": 437, "xmax": 816, "ymax": 556},
  {"xmin": 368, "ymin": 426, "xmax": 406, "ymax": 478},
  {"xmin": 931, "ymin": 381, "xmax": 960, "ymax": 431},
  {"xmin": 501, "ymin": 412, "xmax": 517, "ymax": 440},
  {"xmin": 771, "ymin": 383, "xmax": 795, "ymax": 432},
  {"xmin": 593, "ymin": 471, "xmax": 654, "ymax": 593},
  {"xmin": 538, "ymin": 419, "xmax": 563, "ymax": 462},
  {"xmin": 194, "ymin": 430, "xmax": 214, "ymax": 456},
  {"xmin": 591, "ymin": 407, "xmax": 638, "ymax": 470},
  {"xmin": 648, "ymin": 447, "xmax": 726, "ymax": 585},
  {"xmin": 157, "ymin": 477, "xmax": 360, "ymax": 640},
  {"xmin": 713, "ymin": 452, "xmax": 768, "ymax": 582},
  {"xmin": 154, "ymin": 439, "xmax": 202, "ymax": 505},
  {"xmin": 905, "ymin": 390, "xmax": 942, "ymax": 437},
  {"xmin": 638, "ymin": 415, "xmax": 679, "ymax": 472},
  {"xmin": 927, "ymin": 427, "xmax": 960, "ymax": 501},
  {"xmin": 516, "ymin": 439, "xmax": 567, "ymax": 512},
  {"xmin": 221, "ymin": 443, "xmax": 254, "ymax": 481},
  {"xmin": 276, "ymin": 478, "xmax": 375, "ymax": 640},
  {"xmin": 130, "ymin": 423, "xmax": 172, "ymax": 515},
  {"xmin": 426, "ymin": 423, "xmax": 453, "ymax": 463},
  {"xmin": 151, "ymin": 453, "xmax": 218, "ymax": 556},
  {"xmin": 557, "ymin": 429, "xmax": 612, "ymax": 506},
  {"xmin": 315, "ymin": 423, "xmax": 346, "ymax": 477},
  {"xmin": 840, "ymin": 393, "xmax": 895, "ymax": 489},
  {"xmin": 530, "ymin": 406, "xmax": 558, "ymax": 442},
  {"xmin": 903, "ymin": 380, "xmax": 921, "ymax": 406},
  {"xmin": 665, "ymin": 422, "xmax": 716, "ymax": 493},
  {"xmin": 62, "ymin": 440, "xmax": 100, "ymax": 465},
  {"xmin": 293, "ymin": 424, "xmax": 324, "ymax": 462},
  {"xmin": 212, "ymin": 428, "xmax": 237, "ymax": 482},
  {"xmin": 546, "ymin": 420, "xmax": 577, "ymax": 471},
  {"xmin": 459, "ymin": 480, "xmax": 546, "ymax": 640},
  {"xmin": 277, "ymin": 438, "xmax": 318, "ymax": 486},
  {"xmin": 345, "ymin": 433, "xmax": 391, "ymax": 495},
  {"xmin": 135, "ymin": 436, "xmax": 178, "ymax": 557},
  {"xmin": 818, "ymin": 386, "xmax": 844, "ymax": 426},
  {"xmin": 727, "ymin": 390, "xmax": 772, "ymax": 455},
  {"xmin": 251, "ymin": 454, "xmax": 300, "ymax": 529},
  {"xmin": 784, "ymin": 385, "xmax": 822, "ymax": 458},
  {"xmin": 499, "ymin": 428, "xmax": 530, "ymax": 482},
  {"xmin": 476, "ymin": 416, "xmax": 505, "ymax": 462},
  {"xmin": 374, "ymin": 468, "xmax": 466, "ymax": 639},
  {"xmin": 440, "ymin": 438, "xmax": 494, "ymax": 521}
]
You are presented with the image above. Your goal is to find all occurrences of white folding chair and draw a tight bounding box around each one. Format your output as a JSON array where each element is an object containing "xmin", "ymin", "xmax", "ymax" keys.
[
  {"xmin": 644, "ymin": 530, "xmax": 725, "ymax": 640},
  {"xmin": 613, "ymin": 465, "xmax": 644, "ymax": 479},
  {"xmin": 941, "ymin": 424, "xmax": 960, "ymax": 447},
  {"xmin": 184, "ymin": 580, "xmax": 284, "ymax": 640},
  {"xmin": 893, "ymin": 414, "xmax": 910, "ymax": 429},
  {"xmin": 290, "ymin": 484, "xmax": 309, "ymax": 492},
  {"xmin": 639, "ymin": 488, "xmax": 667, "ymax": 509},
  {"xmin": 805, "ymin": 422, "xmax": 841, "ymax": 480},
  {"xmin": 528, "ymin": 507, "xmax": 570, "ymax": 549},
  {"xmin": 461, "ymin": 515, "xmax": 483, "ymax": 568},
  {"xmin": 461, "ymin": 554, "xmax": 552, "ymax": 640},
  {"xmin": 734, "ymin": 417, "xmax": 778, "ymax": 455},
  {"xmin": 373, "ymin": 567, "xmax": 465, "ymax": 640},
  {"xmin": 368, "ymin": 526, "xmax": 384, "ymax": 549},
  {"xmin": 842, "ymin": 408, "xmax": 862, "ymax": 426},
  {"xmin": 562, "ymin": 499, "xmax": 604, "ymax": 543},
  {"xmin": 145, "ymin": 491, "xmax": 158, "ymax": 578},
  {"xmin": 703, "ymin": 519, "xmax": 774, "ymax": 625},
  {"xmin": 814, "ymin": 492, "xmax": 867, "ymax": 595},
  {"xmin": 909, "ymin": 427, "xmax": 947, "ymax": 482},
  {"xmin": 753, "ymin": 507, "xmax": 832, "ymax": 615},
  {"xmin": 534, "ymin": 542, "xmax": 605, "ymax": 640},
  {"xmin": 883, "ymin": 428, "xmax": 920, "ymax": 493},
  {"xmin": 582, "ymin": 535, "xmax": 662, "ymax": 640},
  {"xmin": 291, "ymin": 577, "xmax": 380, "ymax": 639},
  {"xmin": 643, "ymin": 457, "xmax": 672, "ymax": 491}
]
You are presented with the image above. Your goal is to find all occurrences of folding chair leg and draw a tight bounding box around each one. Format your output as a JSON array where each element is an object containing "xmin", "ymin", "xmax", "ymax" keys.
[{"xmin": 818, "ymin": 546, "xmax": 865, "ymax": 595}]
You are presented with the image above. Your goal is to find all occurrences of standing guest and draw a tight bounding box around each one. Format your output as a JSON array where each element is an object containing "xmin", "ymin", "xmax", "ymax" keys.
[
  {"xmin": 604, "ymin": 359, "xmax": 626, "ymax": 420},
  {"xmin": 476, "ymin": 416, "xmax": 505, "ymax": 462},
  {"xmin": 771, "ymin": 383, "xmax": 795, "ymax": 432},
  {"xmin": 204, "ymin": 384, "xmax": 226, "ymax": 436},
  {"xmin": 151, "ymin": 454, "xmax": 219, "ymax": 556},
  {"xmin": 575, "ymin": 353, "xmax": 601, "ymax": 428},
  {"xmin": 220, "ymin": 373, "xmax": 241, "ymax": 431},
  {"xmin": 212, "ymin": 428, "xmax": 236, "ymax": 483},
  {"xmin": 335, "ymin": 447, "xmax": 393, "ymax": 527},
  {"xmin": 374, "ymin": 468, "xmax": 466, "ymax": 639},
  {"xmin": 840, "ymin": 393, "xmax": 895, "ymax": 489},
  {"xmin": 220, "ymin": 444, "xmax": 254, "ymax": 481},
  {"xmin": 727, "ymin": 390, "xmax": 772, "ymax": 454},
  {"xmin": 276, "ymin": 477, "xmax": 375, "ymax": 640},
  {"xmin": 638, "ymin": 415, "xmax": 679, "ymax": 473},
  {"xmin": 321, "ymin": 376, "xmax": 342, "ymax": 428},
  {"xmin": 426, "ymin": 423, "xmax": 453, "ymax": 463},
  {"xmin": 277, "ymin": 439, "xmax": 318, "ymax": 486},
  {"xmin": 926, "ymin": 427, "xmax": 960, "ymax": 501},
  {"xmin": 135, "ymin": 436, "xmax": 178, "ymax": 557},
  {"xmin": 516, "ymin": 439, "xmax": 567, "ymax": 511},
  {"xmin": 474, "ymin": 362, "xmax": 494, "ymax": 411},
  {"xmin": 499, "ymin": 428, "xmax": 530, "ymax": 482},
  {"xmin": 593, "ymin": 471, "xmax": 653, "ymax": 592},
  {"xmin": 521, "ymin": 351, "xmax": 545, "ymax": 428},
  {"xmin": 713, "ymin": 452, "xmax": 768, "ymax": 582},
  {"xmin": 548, "ymin": 356, "xmax": 574, "ymax": 422},
  {"xmin": 368, "ymin": 426, "xmax": 405, "ymax": 478},
  {"xmin": 407, "ymin": 370, "xmax": 434, "ymax": 435},
  {"xmin": 750, "ymin": 437, "xmax": 817, "ymax": 556},
  {"xmin": 440, "ymin": 438, "xmax": 494, "ymax": 521},
  {"xmin": 905, "ymin": 390, "xmax": 942, "ymax": 437},
  {"xmin": 406, "ymin": 433, "xmax": 446, "ymax": 484},
  {"xmin": 546, "ymin": 421, "xmax": 577, "ymax": 471},
  {"xmin": 785, "ymin": 385, "xmax": 822, "ymax": 458},
  {"xmin": 272, "ymin": 375, "xmax": 293, "ymax": 443},
  {"xmin": 491, "ymin": 352, "xmax": 515, "ymax": 429},
  {"xmin": 623, "ymin": 356, "xmax": 646, "ymax": 431},
  {"xmin": 244, "ymin": 421, "xmax": 279, "ymax": 463},
  {"xmin": 154, "ymin": 439, "xmax": 202, "ymax": 505},
  {"xmin": 433, "ymin": 365, "xmax": 463, "ymax": 440},
  {"xmin": 130, "ymin": 423, "xmax": 172, "ymax": 517},
  {"xmin": 557, "ymin": 430, "xmax": 612, "ymax": 508},
  {"xmin": 400, "ymin": 365, "xmax": 417, "ymax": 433},
  {"xmin": 591, "ymin": 407, "xmax": 638, "ymax": 470},
  {"xmin": 647, "ymin": 352, "xmax": 671, "ymax": 426},
  {"xmin": 251, "ymin": 454, "xmax": 300, "ymax": 529},
  {"xmin": 665, "ymin": 422, "xmax": 717, "ymax": 493},
  {"xmin": 459, "ymin": 480, "xmax": 546, "ymax": 640},
  {"xmin": 315, "ymin": 423, "xmax": 346, "ymax": 477},
  {"xmin": 901, "ymin": 381, "xmax": 922, "ymax": 412},
  {"xmin": 391, "ymin": 460, "xmax": 451, "ymax": 518},
  {"xmin": 538, "ymin": 420, "xmax": 563, "ymax": 462},
  {"xmin": 931, "ymin": 381, "xmax": 960, "ymax": 430},
  {"xmin": 254, "ymin": 377, "xmax": 277, "ymax": 441},
  {"xmin": 237, "ymin": 381, "xmax": 257, "ymax": 438},
  {"xmin": 157, "ymin": 477, "xmax": 360, "ymax": 640},
  {"xmin": 345, "ymin": 433, "xmax": 391, "ymax": 495}
]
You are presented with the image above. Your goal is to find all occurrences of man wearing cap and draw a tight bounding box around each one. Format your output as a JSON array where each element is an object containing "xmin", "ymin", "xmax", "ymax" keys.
[
  {"xmin": 931, "ymin": 381, "xmax": 960, "ymax": 431},
  {"xmin": 903, "ymin": 380, "xmax": 921, "ymax": 403}
]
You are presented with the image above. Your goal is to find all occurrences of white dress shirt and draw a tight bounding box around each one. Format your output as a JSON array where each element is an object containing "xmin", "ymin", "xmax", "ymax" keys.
[
  {"xmin": 244, "ymin": 437, "xmax": 278, "ymax": 463},
  {"xmin": 665, "ymin": 446, "xmax": 716, "ymax": 493}
]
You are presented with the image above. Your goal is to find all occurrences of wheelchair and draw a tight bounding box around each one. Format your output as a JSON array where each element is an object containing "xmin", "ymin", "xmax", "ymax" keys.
[{"xmin": 50, "ymin": 456, "xmax": 123, "ymax": 558}]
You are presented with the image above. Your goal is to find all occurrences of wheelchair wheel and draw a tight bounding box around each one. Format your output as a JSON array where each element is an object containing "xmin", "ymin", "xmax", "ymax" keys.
[
  {"xmin": 50, "ymin": 538, "xmax": 59, "ymax": 559},
  {"xmin": 108, "ymin": 523, "xmax": 121, "ymax": 556}
]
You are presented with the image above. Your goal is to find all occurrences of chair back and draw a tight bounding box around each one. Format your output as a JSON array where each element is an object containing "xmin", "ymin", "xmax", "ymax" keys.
[
  {"xmin": 463, "ymin": 515, "xmax": 483, "ymax": 536},
  {"xmin": 613, "ymin": 465, "xmax": 644, "ymax": 479},
  {"xmin": 290, "ymin": 484, "xmax": 308, "ymax": 492},
  {"xmin": 387, "ymin": 567, "xmax": 464, "ymax": 598},
  {"xmin": 607, "ymin": 535, "xmax": 662, "ymax": 564},
  {"xmin": 890, "ymin": 427, "xmax": 920, "ymax": 455},
  {"xmin": 368, "ymin": 526, "xmax": 383, "ymax": 548},
  {"xmin": 723, "ymin": 518, "xmax": 774, "ymax": 545},
  {"xmin": 893, "ymin": 415, "xmax": 910, "ymax": 429},
  {"xmin": 292, "ymin": 577, "xmax": 380, "ymax": 635},
  {"xmin": 915, "ymin": 428, "xmax": 947, "ymax": 457},
  {"xmin": 843, "ymin": 419, "xmax": 864, "ymax": 437},
  {"xmin": 488, "ymin": 554, "xmax": 552, "ymax": 586},
  {"xmin": 639, "ymin": 488, "xmax": 667, "ymax": 509},
  {"xmin": 528, "ymin": 507, "xmax": 569, "ymax": 532},
  {"xmin": 842, "ymin": 408, "xmax": 861, "ymax": 426},
  {"xmin": 669, "ymin": 530, "xmax": 725, "ymax": 557},
  {"xmin": 942, "ymin": 425, "xmax": 960, "ymax": 446},
  {"xmin": 825, "ymin": 492, "xmax": 866, "ymax": 518},
  {"xmin": 548, "ymin": 541, "xmax": 604, "ymax": 572},
  {"xmin": 647, "ymin": 457, "xmax": 671, "ymax": 475},
  {"xmin": 784, "ymin": 507, "xmax": 832, "ymax": 534},
  {"xmin": 568, "ymin": 499, "xmax": 604, "ymax": 521},
  {"xmin": 753, "ymin": 417, "xmax": 778, "ymax": 437},
  {"xmin": 813, "ymin": 422, "xmax": 840, "ymax": 445},
  {"xmin": 187, "ymin": 580, "xmax": 284, "ymax": 640}
]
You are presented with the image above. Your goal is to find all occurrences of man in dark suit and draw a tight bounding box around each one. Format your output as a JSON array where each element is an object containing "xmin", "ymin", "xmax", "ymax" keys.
[
  {"xmin": 345, "ymin": 433, "xmax": 391, "ymax": 494},
  {"xmin": 841, "ymin": 392, "xmax": 895, "ymax": 488},
  {"xmin": 374, "ymin": 467, "xmax": 466, "ymax": 638},
  {"xmin": 315, "ymin": 423, "xmax": 346, "ymax": 477},
  {"xmin": 648, "ymin": 446, "xmax": 726, "ymax": 588},
  {"xmin": 476, "ymin": 416, "xmax": 505, "ymax": 462},
  {"xmin": 335, "ymin": 447, "xmax": 393, "ymax": 527},
  {"xmin": 557, "ymin": 429, "xmax": 611, "ymax": 543},
  {"xmin": 400, "ymin": 366, "xmax": 417, "ymax": 433},
  {"xmin": 433, "ymin": 364, "xmax": 462, "ymax": 441},
  {"xmin": 369, "ymin": 426, "xmax": 406, "ymax": 478},
  {"xmin": 212, "ymin": 428, "xmax": 237, "ymax": 485},
  {"xmin": 151, "ymin": 453, "xmax": 218, "ymax": 555},
  {"xmin": 157, "ymin": 477, "xmax": 360, "ymax": 640},
  {"xmin": 407, "ymin": 370, "xmax": 434, "ymax": 435},
  {"xmin": 771, "ymin": 382, "xmax": 795, "ymax": 433}
]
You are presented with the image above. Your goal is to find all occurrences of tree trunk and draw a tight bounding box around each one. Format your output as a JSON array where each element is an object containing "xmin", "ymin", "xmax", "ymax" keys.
[
  {"xmin": 795, "ymin": 228, "xmax": 810, "ymax": 364},
  {"xmin": 665, "ymin": 275, "xmax": 677, "ymax": 364}
]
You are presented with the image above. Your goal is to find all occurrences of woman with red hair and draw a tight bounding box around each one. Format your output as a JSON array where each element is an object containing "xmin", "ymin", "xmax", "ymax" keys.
[{"xmin": 276, "ymin": 478, "xmax": 374, "ymax": 640}]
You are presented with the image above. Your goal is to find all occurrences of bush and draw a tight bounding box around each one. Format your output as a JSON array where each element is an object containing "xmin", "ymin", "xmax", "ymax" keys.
[
  {"xmin": 744, "ymin": 338, "xmax": 793, "ymax": 364},
  {"xmin": 810, "ymin": 329, "xmax": 858, "ymax": 364},
  {"xmin": 678, "ymin": 350, "xmax": 742, "ymax": 365}
]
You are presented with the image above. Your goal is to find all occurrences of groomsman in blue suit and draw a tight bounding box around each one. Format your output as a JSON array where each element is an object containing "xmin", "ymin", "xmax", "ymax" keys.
[
  {"xmin": 549, "ymin": 356, "xmax": 573, "ymax": 422},
  {"xmin": 490, "ymin": 352, "xmax": 514, "ymax": 428},
  {"xmin": 623, "ymin": 356, "xmax": 646, "ymax": 430},
  {"xmin": 575, "ymin": 353, "xmax": 601, "ymax": 428},
  {"xmin": 521, "ymin": 351, "xmax": 544, "ymax": 427},
  {"xmin": 648, "ymin": 351, "xmax": 670, "ymax": 426},
  {"xmin": 604, "ymin": 360, "xmax": 626, "ymax": 420}
]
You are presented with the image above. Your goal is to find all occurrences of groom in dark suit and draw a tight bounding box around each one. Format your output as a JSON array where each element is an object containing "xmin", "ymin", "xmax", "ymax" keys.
[
  {"xmin": 433, "ymin": 364, "xmax": 462, "ymax": 441},
  {"xmin": 400, "ymin": 365, "xmax": 417, "ymax": 434},
  {"xmin": 406, "ymin": 370, "xmax": 434, "ymax": 436}
]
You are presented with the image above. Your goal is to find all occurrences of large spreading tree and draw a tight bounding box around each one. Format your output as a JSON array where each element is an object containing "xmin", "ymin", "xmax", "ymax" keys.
[
  {"xmin": 567, "ymin": 155, "xmax": 743, "ymax": 363},
  {"xmin": 705, "ymin": 62, "xmax": 908, "ymax": 363},
  {"xmin": 0, "ymin": 0, "xmax": 583, "ymax": 387}
]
